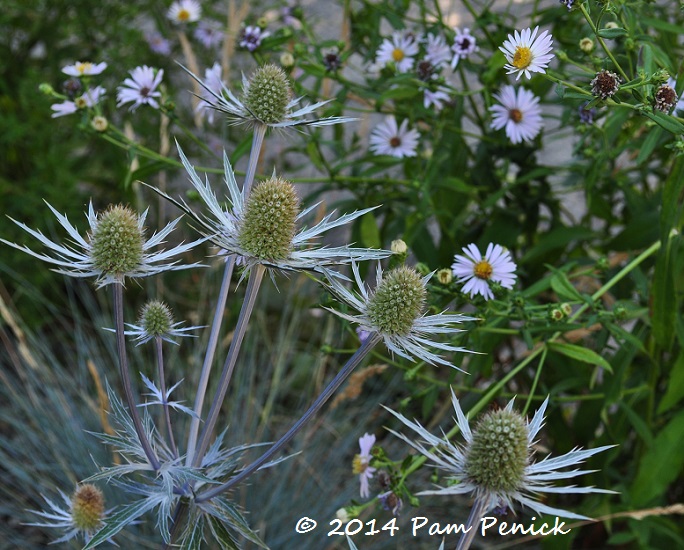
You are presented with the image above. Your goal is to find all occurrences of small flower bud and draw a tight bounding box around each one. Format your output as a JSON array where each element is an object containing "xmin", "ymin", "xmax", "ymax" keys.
[
  {"xmin": 279, "ymin": 51, "xmax": 295, "ymax": 68},
  {"xmin": 579, "ymin": 37, "xmax": 594, "ymax": 53},
  {"xmin": 613, "ymin": 304, "xmax": 627, "ymax": 320},
  {"xmin": 39, "ymin": 83, "xmax": 56, "ymax": 96},
  {"xmin": 62, "ymin": 78, "xmax": 82, "ymax": 99},
  {"xmin": 654, "ymin": 84, "xmax": 678, "ymax": 113},
  {"xmin": 596, "ymin": 256, "xmax": 610, "ymax": 271},
  {"xmin": 591, "ymin": 69, "xmax": 621, "ymax": 99},
  {"xmin": 436, "ymin": 268, "xmax": 453, "ymax": 285},
  {"xmin": 71, "ymin": 484, "xmax": 105, "ymax": 532},
  {"xmin": 604, "ymin": 22, "xmax": 619, "ymax": 30},
  {"xmin": 549, "ymin": 308, "xmax": 564, "ymax": 321},
  {"xmin": 367, "ymin": 267, "xmax": 426, "ymax": 336},
  {"xmin": 238, "ymin": 177, "xmax": 299, "ymax": 260},
  {"xmin": 243, "ymin": 64, "xmax": 292, "ymax": 124},
  {"xmin": 256, "ymin": 16, "xmax": 268, "ymax": 28},
  {"xmin": 140, "ymin": 300, "xmax": 174, "ymax": 337},
  {"xmin": 651, "ymin": 69, "xmax": 670, "ymax": 85},
  {"xmin": 560, "ymin": 303, "xmax": 572, "ymax": 316},
  {"xmin": 323, "ymin": 47, "xmax": 342, "ymax": 72},
  {"xmin": 466, "ymin": 409, "xmax": 528, "ymax": 493},
  {"xmin": 90, "ymin": 205, "xmax": 144, "ymax": 278},
  {"xmin": 391, "ymin": 239, "xmax": 408, "ymax": 255},
  {"xmin": 91, "ymin": 116, "xmax": 108, "ymax": 132}
]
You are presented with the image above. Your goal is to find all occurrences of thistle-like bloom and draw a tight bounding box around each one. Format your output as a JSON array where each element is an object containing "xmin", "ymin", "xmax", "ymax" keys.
[
  {"xmin": 1, "ymin": 202, "xmax": 204, "ymax": 287},
  {"xmin": 388, "ymin": 391, "xmax": 616, "ymax": 520},
  {"xmin": 369, "ymin": 116, "xmax": 420, "ymax": 158},
  {"xmin": 26, "ymin": 484, "xmax": 106, "ymax": 544},
  {"xmin": 451, "ymin": 242, "xmax": 517, "ymax": 300},
  {"xmin": 325, "ymin": 263, "xmax": 473, "ymax": 369},
  {"xmin": 375, "ymin": 31, "xmax": 419, "ymax": 73},
  {"xmin": 117, "ymin": 65, "xmax": 164, "ymax": 110},
  {"xmin": 239, "ymin": 25, "xmax": 270, "ymax": 52},
  {"xmin": 152, "ymin": 145, "xmax": 390, "ymax": 275},
  {"xmin": 451, "ymin": 27, "xmax": 478, "ymax": 68},
  {"xmin": 116, "ymin": 300, "xmax": 203, "ymax": 345},
  {"xmin": 62, "ymin": 61, "xmax": 107, "ymax": 77},
  {"xmin": 353, "ymin": 433, "xmax": 377, "ymax": 498},
  {"xmin": 196, "ymin": 62, "xmax": 224, "ymax": 124},
  {"xmin": 500, "ymin": 26, "xmax": 554, "ymax": 80},
  {"xmin": 184, "ymin": 63, "xmax": 354, "ymax": 128},
  {"xmin": 167, "ymin": 0, "xmax": 201, "ymax": 24},
  {"xmin": 490, "ymin": 85, "xmax": 543, "ymax": 144},
  {"xmin": 590, "ymin": 69, "xmax": 621, "ymax": 99}
]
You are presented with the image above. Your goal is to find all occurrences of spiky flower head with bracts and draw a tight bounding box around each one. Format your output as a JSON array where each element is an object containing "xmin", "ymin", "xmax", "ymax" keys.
[
  {"xmin": 2, "ymin": 202, "xmax": 206, "ymax": 288},
  {"xmin": 386, "ymin": 390, "xmax": 616, "ymax": 520},
  {"xmin": 324, "ymin": 263, "xmax": 474, "ymax": 370},
  {"xmin": 182, "ymin": 63, "xmax": 356, "ymax": 128},
  {"xmin": 26, "ymin": 484, "xmax": 108, "ymax": 545},
  {"xmin": 149, "ymin": 144, "xmax": 391, "ymax": 277}
]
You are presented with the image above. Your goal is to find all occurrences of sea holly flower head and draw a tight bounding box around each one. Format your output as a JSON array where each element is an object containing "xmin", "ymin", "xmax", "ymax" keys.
[
  {"xmin": 386, "ymin": 391, "xmax": 617, "ymax": 520},
  {"xmin": 117, "ymin": 65, "xmax": 164, "ymax": 110},
  {"xmin": 369, "ymin": 116, "xmax": 420, "ymax": 158},
  {"xmin": 353, "ymin": 433, "xmax": 377, "ymax": 498},
  {"xmin": 500, "ymin": 26, "xmax": 554, "ymax": 80},
  {"xmin": 150, "ymin": 144, "xmax": 390, "ymax": 277},
  {"xmin": 375, "ymin": 31, "xmax": 419, "ymax": 73},
  {"xmin": 451, "ymin": 27, "xmax": 478, "ymax": 68},
  {"xmin": 490, "ymin": 85, "xmax": 543, "ymax": 144},
  {"xmin": 184, "ymin": 63, "xmax": 355, "ymax": 128},
  {"xmin": 324, "ymin": 262, "xmax": 474, "ymax": 370},
  {"xmin": 62, "ymin": 61, "xmax": 107, "ymax": 77},
  {"xmin": 1, "ymin": 201, "xmax": 205, "ymax": 288},
  {"xmin": 451, "ymin": 242, "xmax": 517, "ymax": 300},
  {"xmin": 167, "ymin": 0, "xmax": 201, "ymax": 24},
  {"xmin": 110, "ymin": 300, "xmax": 203, "ymax": 345}
]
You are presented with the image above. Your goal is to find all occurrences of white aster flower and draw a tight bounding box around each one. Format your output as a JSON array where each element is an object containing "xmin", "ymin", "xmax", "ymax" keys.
[
  {"xmin": 1, "ymin": 201, "xmax": 205, "ymax": 288},
  {"xmin": 194, "ymin": 20, "xmax": 224, "ymax": 48},
  {"xmin": 423, "ymin": 88, "xmax": 450, "ymax": 111},
  {"xmin": 239, "ymin": 25, "xmax": 270, "ymax": 52},
  {"xmin": 369, "ymin": 116, "xmax": 420, "ymax": 158},
  {"xmin": 150, "ymin": 144, "xmax": 390, "ymax": 276},
  {"xmin": 424, "ymin": 33, "xmax": 451, "ymax": 69},
  {"xmin": 451, "ymin": 27, "xmax": 478, "ymax": 68},
  {"xmin": 117, "ymin": 65, "xmax": 164, "ymax": 111},
  {"xmin": 451, "ymin": 242, "xmax": 517, "ymax": 300},
  {"xmin": 324, "ymin": 263, "xmax": 473, "ymax": 370},
  {"xmin": 146, "ymin": 30, "xmax": 172, "ymax": 55},
  {"xmin": 167, "ymin": 0, "xmax": 201, "ymax": 24},
  {"xmin": 62, "ymin": 61, "xmax": 107, "ymax": 77},
  {"xmin": 387, "ymin": 391, "xmax": 616, "ymax": 520},
  {"xmin": 500, "ymin": 26, "xmax": 554, "ymax": 80},
  {"xmin": 375, "ymin": 31, "xmax": 419, "ymax": 73},
  {"xmin": 184, "ymin": 63, "xmax": 355, "ymax": 128},
  {"xmin": 196, "ymin": 62, "xmax": 224, "ymax": 124},
  {"xmin": 490, "ymin": 85, "xmax": 543, "ymax": 144},
  {"xmin": 353, "ymin": 433, "xmax": 377, "ymax": 499},
  {"xmin": 51, "ymin": 86, "xmax": 106, "ymax": 118},
  {"xmin": 51, "ymin": 101, "xmax": 78, "ymax": 118}
]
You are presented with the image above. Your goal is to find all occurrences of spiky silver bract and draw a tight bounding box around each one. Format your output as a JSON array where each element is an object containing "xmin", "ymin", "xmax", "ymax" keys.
[
  {"xmin": 386, "ymin": 390, "xmax": 617, "ymax": 520},
  {"xmin": 150, "ymin": 144, "xmax": 391, "ymax": 277},
  {"xmin": 324, "ymin": 263, "xmax": 474, "ymax": 370},
  {"xmin": 2, "ymin": 201, "xmax": 206, "ymax": 287},
  {"xmin": 182, "ymin": 63, "xmax": 356, "ymax": 128}
]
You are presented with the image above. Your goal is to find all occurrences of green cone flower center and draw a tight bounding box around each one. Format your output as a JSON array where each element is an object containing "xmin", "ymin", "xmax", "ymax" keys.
[
  {"xmin": 466, "ymin": 409, "xmax": 529, "ymax": 493},
  {"xmin": 473, "ymin": 259, "xmax": 493, "ymax": 280},
  {"xmin": 367, "ymin": 267, "xmax": 426, "ymax": 336},
  {"xmin": 141, "ymin": 300, "xmax": 174, "ymax": 337},
  {"xmin": 244, "ymin": 64, "xmax": 292, "ymax": 124},
  {"xmin": 512, "ymin": 46, "xmax": 532, "ymax": 69},
  {"xmin": 238, "ymin": 177, "xmax": 299, "ymax": 260},
  {"xmin": 71, "ymin": 484, "xmax": 105, "ymax": 531},
  {"xmin": 91, "ymin": 205, "xmax": 144, "ymax": 277}
]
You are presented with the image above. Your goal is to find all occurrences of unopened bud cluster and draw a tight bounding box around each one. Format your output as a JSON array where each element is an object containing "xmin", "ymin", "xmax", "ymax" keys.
[
  {"xmin": 238, "ymin": 177, "xmax": 299, "ymax": 260},
  {"xmin": 71, "ymin": 484, "xmax": 105, "ymax": 532},
  {"xmin": 91, "ymin": 205, "xmax": 144, "ymax": 277},
  {"xmin": 244, "ymin": 64, "xmax": 292, "ymax": 124},
  {"xmin": 367, "ymin": 267, "xmax": 426, "ymax": 336},
  {"xmin": 465, "ymin": 409, "xmax": 529, "ymax": 493}
]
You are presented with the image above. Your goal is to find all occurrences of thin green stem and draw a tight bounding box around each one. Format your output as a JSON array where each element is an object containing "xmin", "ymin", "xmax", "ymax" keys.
[
  {"xmin": 195, "ymin": 333, "xmax": 382, "ymax": 502},
  {"xmin": 192, "ymin": 265, "xmax": 266, "ymax": 467},
  {"xmin": 155, "ymin": 336, "xmax": 178, "ymax": 459},
  {"xmin": 522, "ymin": 346, "xmax": 546, "ymax": 416},
  {"xmin": 112, "ymin": 284, "xmax": 160, "ymax": 471},
  {"xmin": 579, "ymin": 3, "xmax": 629, "ymax": 82}
]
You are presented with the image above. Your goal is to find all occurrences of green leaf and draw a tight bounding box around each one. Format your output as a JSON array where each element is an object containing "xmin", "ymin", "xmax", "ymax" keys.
[
  {"xmin": 547, "ymin": 342, "xmax": 613, "ymax": 373},
  {"xmin": 651, "ymin": 241, "xmax": 676, "ymax": 350},
  {"xmin": 597, "ymin": 27, "xmax": 628, "ymax": 38},
  {"xmin": 83, "ymin": 498, "xmax": 158, "ymax": 549},
  {"xmin": 618, "ymin": 401, "xmax": 654, "ymax": 447},
  {"xmin": 207, "ymin": 516, "xmax": 240, "ymax": 550},
  {"xmin": 631, "ymin": 409, "xmax": 684, "ymax": 506},
  {"xmin": 642, "ymin": 111, "xmax": 684, "ymax": 135},
  {"xmin": 636, "ymin": 127, "xmax": 663, "ymax": 166},
  {"xmin": 549, "ymin": 270, "xmax": 583, "ymax": 302},
  {"xmin": 179, "ymin": 514, "xmax": 205, "ymax": 550},
  {"xmin": 658, "ymin": 352, "xmax": 684, "ymax": 414},
  {"xmin": 555, "ymin": 82, "xmax": 565, "ymax": 99},
  {"xmin": 359, "ymin": 211, "xmax": 381, "ymax": 248}
]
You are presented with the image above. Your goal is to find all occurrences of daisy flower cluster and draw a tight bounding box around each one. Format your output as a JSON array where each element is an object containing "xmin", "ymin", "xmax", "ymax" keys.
[{"xmin": 49, "ymin": 62, "xmax": 107, "ymax": 120}]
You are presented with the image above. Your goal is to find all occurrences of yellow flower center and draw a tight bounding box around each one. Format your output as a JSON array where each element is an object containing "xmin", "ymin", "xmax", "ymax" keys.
[
  {"xmin": 392, "ymin": 48, "xmax": 405, "ymax": 62},
  {"xmin": 512, "ymin": 46, "xmax": 532, "ymax": 69},
  {"xmin": 178, "ymin": 9, "xmax": 190, "ymax": 21},
  {"xmin": 509, "ymin": 108, "xmax": 523, "ymax": 123},
  {"xmin": 474, "ymin": 260, "xmax": 493, "ymax": 280},
  {"xmin": 352, "ymin": 454, "xmax": 368, "ymax": 474},
  {"xmin": 77, "ymin": 62, "xmax": 93, "ymax": 74}
]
